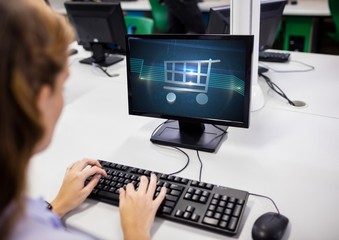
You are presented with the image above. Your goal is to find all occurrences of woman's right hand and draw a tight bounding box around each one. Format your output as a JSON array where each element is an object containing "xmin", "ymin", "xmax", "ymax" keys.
[{"xmin": 119, "ymin": 174, "xmax": 167, "ymax": 240}]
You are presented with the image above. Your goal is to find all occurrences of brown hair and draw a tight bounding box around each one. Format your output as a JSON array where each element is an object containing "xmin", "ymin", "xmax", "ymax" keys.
[{"xmin": 0, "ymin": 0, "xmax": 74, "ymax": 238}]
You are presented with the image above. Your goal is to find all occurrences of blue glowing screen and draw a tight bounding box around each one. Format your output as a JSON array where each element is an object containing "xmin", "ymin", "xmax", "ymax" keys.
[{"xmin": 127, "ymin": 37, "xmax": 252, "ymax": 125}]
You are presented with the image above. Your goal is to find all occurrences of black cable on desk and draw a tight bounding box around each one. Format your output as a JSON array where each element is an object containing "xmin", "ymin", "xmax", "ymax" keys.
[
  {"xmin": 259, "ymin": 73, "xmax": 296, "ymax": 106},
  {"xmin": 92, "ymin": 63, "xmax": 119, "ymax": 78},
  {"xmin": 196, "ymin": 125, "xmax": 227, "ymax": 182},
  {"xmin": 152, "ymin": 120, "xmax": 191, "ymax": 176},
  {"xmin": 249, "ymin": 192, "xmax": 281, "ymax": 215},
  {"xmin": 196, "ymin": 150, "xmax": 203, "ymax": 182}
]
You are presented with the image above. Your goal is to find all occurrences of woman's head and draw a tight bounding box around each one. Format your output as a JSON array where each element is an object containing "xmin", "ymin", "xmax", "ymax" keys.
[{"xmin": 0, "ymin": 0, "xmax": 74, "ymax": 236}]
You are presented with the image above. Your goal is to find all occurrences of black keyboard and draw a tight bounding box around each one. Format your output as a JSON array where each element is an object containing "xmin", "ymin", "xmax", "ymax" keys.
[
  {"xmin": 259, "ymin": 51, "xmax": 290, "ymax": 63},
  {"xmin": 86, "ymin": 160, "xmax": 249, "ymax": 236}
]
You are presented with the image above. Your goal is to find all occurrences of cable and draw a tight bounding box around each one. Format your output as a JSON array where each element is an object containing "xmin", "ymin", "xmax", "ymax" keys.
[
  {"xmin": 212, "ymin": 124, "xmax": 228, "ymax": 134},
  {"xmin": 151, "ymin": 120, "xmax": 175, "ymax": 137},
  {"xmin": 167, "ymin": 147, "xmax": 190, "ymax": 175},
  {"xmin": 259, "ymin": 73, "xmax": 296, "ymax": 106},
  {"xmin": 92, "ymin": 63, "xmax": 119, "ymax": 78},
  {"xmin": 196, "ymin": 150, "xmax": 203, "ymax": 182},
  {"xmin": 249, "ymin": 192, "xmax": 281, "ymax": 215},
  {"xmin": 152, "ymin": 144, "xmax": 190, "ymax": 176},
  {"xmin": 259, "ymin": 60, "xmax": 315, "ymax": 73},
  {"xmin": 152, "ymin": 120, "xmax": 190, "ymax": 175}
]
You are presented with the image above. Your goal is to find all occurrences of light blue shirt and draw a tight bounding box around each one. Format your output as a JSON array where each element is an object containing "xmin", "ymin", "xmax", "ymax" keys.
[{"xmin": 6, "ymin": 198, "xmax": 97, "ymax": 240}]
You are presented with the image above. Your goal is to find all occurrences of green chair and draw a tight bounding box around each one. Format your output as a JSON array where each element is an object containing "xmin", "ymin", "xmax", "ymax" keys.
[
  {"xmin": 124, "ymin": 16, "xmax": 154, "ymax": 34},
  {"xmin": 283, "ymin": 16, "xmax": 314, "ymax": 52},
  {"xmin": 328, "ymin": 0, "xmax": 339, "ymax": 42},
  {"xmin": 148, "ymin": 0, "xmax": 168, "ymax": 32}
]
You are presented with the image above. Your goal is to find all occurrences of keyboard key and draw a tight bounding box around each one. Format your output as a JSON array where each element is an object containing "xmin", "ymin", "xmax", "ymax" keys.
[
  {"xmin": 161, "ymin": 206, "xmax": 172, "ymax": 215},
  {"xmin": 228, "ymin": 217, "xmax": 238, "ymax": 231},
  {"xmin": 191, "ymin": 213, "xmax": 200, "ymax": 222},
  {"xmin": 203, "ymin": 217, "xmax": 219, "ymax": 226}
]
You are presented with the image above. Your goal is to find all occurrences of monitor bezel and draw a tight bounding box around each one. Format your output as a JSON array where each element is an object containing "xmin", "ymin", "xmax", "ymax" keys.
[{"xmin": 125, "ymin": 34, "xmax": 253, "ymax": 129}]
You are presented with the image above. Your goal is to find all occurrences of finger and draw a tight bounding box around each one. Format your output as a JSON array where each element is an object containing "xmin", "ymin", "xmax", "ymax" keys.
[
  {"xmin": 72, "ymin": 158, "xmax": 102, "ymax": 171},
  {"xmin": 153, "ymin": 187, "xmax": 167, "ymax": 209},
  {"xmin": 83, "ymin": 165, "xmax": 107, "ymax": 178},
  {"xmin": 83, "ymin": 174, "xmax": 101, "ymax": 196},
  {"xmin": 119, "ymin": 187, "xmax": 126, "ymax": 206},
  {"xmin": 125, "ymin": 182, "xmax": 135, "ymax": 193},
  {"xmin": 85, "ymin": 159, "xmax": 103, "ymax": 168},
  {"xmin": 146, "ymin": 174, "xmax": 157, "ymax": 198},
  {"xmin": 66, "ymin": 162, "xmax": 75, "ymax": 171},
  {"xmin": 137, "ymin": 176, "xmax": 149, "ymax": 194}
]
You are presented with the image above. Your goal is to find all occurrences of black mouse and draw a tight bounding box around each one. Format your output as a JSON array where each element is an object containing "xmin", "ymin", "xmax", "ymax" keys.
[{"xmin": 252, "ymin": 212, "xmax": 289, "ymax": 240}]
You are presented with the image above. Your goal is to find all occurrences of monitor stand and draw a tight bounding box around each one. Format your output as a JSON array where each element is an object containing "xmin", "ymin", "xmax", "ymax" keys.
[
  {"xmin": 80, "ymin": 42, "xmax": 124, "ymax": 67},
  {"xmin": 150, "ymin": 120, "xmax": 228, "ymax": 153}
]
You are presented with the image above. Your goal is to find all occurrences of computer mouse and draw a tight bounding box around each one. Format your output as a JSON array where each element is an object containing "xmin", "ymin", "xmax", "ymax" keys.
[{"xmin": 252, "ymin": 212, "xmax": 289, "ymax": 240}]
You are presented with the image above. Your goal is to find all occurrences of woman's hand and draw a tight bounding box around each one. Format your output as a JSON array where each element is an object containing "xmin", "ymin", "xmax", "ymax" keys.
[
  {"xmin": 51, "ymin": 158, "xmax": 107, "ymax": 218},
  {"xmin": 119, "ymin": 174, "xmax": 167, "ymax": 240}
]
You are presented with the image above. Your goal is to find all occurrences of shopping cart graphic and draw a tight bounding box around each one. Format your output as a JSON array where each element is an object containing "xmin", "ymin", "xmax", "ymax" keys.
[
  {"xmin": 163, "ymin": 59, "xmax": 220, "ymax": 105},
  {"xmin": 129, "ymin": 58, "xmax": 245, "ymax": 104}
]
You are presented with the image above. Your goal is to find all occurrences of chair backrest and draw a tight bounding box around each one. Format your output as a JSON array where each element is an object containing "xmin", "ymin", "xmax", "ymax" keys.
[
  {"xmin": 124, "ymin": 16, "xmax": 154, "ymax": 34},
  {"xmin": 148, "ymin": 0, "xmax": 168, "ymax": 32},
  {"xmin": 328, "ymin": 0, "xmax": 339, "ymax": 41}
]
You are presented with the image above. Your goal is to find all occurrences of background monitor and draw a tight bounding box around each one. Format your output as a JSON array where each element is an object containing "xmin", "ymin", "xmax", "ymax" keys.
[
  {"xmin": 65, "ymin": 2, "xmax": 126, "ymax": 67},
  {"xmin": 126, "ymin": 34, "xmax": 253, "ymax": 152},
  {"xmin": 207, "ymin": 0, "xmax": 287, "ymax": 51}
]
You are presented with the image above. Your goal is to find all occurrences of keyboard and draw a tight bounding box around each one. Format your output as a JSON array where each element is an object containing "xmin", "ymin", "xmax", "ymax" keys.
[
  {"xmin": 86, "ymin": 160, "xmax": 249, "ymax": 236},
  {"xmin": 259, "ymin": 51, "xmax": 290, "ymax": 63}
]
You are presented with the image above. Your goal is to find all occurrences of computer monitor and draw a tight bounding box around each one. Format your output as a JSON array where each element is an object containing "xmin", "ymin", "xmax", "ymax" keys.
[
  {"xmin": 126, "ymin": 34, "xmax": 253, "ymax": 152},
  {"xmin": 207, "ymin": 0, "xmax": 287, "ymax": 51},
  {"xmin": 206, "ymin": 5, "xmax": 231, "ymax": 35},
  {"xmin": 65, "ymin": 2, "xmax": 126, "ymax": 67}
]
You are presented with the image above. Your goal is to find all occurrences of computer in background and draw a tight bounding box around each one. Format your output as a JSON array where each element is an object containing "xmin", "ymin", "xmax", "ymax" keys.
[
  {"xmin": 207, "ymin": 0, "xmax": 290, "ymax": 64},
  {"xmin": 64, "ymin": 2, "xmax": 127, "ymax": 67},
  {"xmin": 126, "ymin": 34, "xmax": 253, "ymax": 152}
]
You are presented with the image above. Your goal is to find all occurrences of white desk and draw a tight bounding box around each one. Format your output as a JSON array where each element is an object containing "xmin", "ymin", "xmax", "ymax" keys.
[
  {"xmin": 28, "ymin": 46, "xmax": 339, "ymax": 239},
  {"xmin": 284, "ymin": 0, "xmax": 330, "ymax": 17}
]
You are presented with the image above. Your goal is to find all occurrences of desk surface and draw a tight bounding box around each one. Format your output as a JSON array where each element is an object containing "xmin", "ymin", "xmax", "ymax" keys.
[
  {"xmin": 284, "ymin": 0, "xmax": 330, "ymax": 16},
  {"xmin": 28, "ymin": 45, "xmax": 339, "ymax": 240}
]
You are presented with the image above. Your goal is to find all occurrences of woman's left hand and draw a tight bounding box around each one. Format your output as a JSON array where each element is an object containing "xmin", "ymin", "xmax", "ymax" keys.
[{"xmin": 50, "ymin": 158, "xmax": 107, "ymax": 217}]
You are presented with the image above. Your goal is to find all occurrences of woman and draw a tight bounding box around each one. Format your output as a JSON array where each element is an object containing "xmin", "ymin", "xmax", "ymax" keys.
[{"xmin": 0, "ymin": 0, "xmax": 166, "ymax": 239}]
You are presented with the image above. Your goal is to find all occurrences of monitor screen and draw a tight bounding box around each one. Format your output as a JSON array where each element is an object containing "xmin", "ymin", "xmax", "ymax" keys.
[
  {"xmin": 207, "ymin": 0, "xmax": 287, "ymax": 51},
  {"xmin": 65, "ymin": 2, "xmax": 126, "ymax": 66},
  {"xmin": 126, "ymin": 34, "xmax": 253, "ymax": 152}
]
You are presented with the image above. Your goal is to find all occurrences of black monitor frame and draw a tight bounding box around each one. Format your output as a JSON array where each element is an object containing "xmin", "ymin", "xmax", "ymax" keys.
[
  {"xmin": 65, "ymin": 2, "xmax": 126, "ymax": 67},
  {"xmin": 207, "ymin": 0, "xmax": 287, "ymax": 51},
  {"xmin": 126, "ymin": 34, "xmax": 253, "ymax": 152}
]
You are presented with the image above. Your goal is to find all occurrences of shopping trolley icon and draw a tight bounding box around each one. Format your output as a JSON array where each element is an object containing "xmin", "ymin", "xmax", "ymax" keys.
[{"xmin": 163, "ymin": 58, "xmax": 220, "ymax": 105}]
